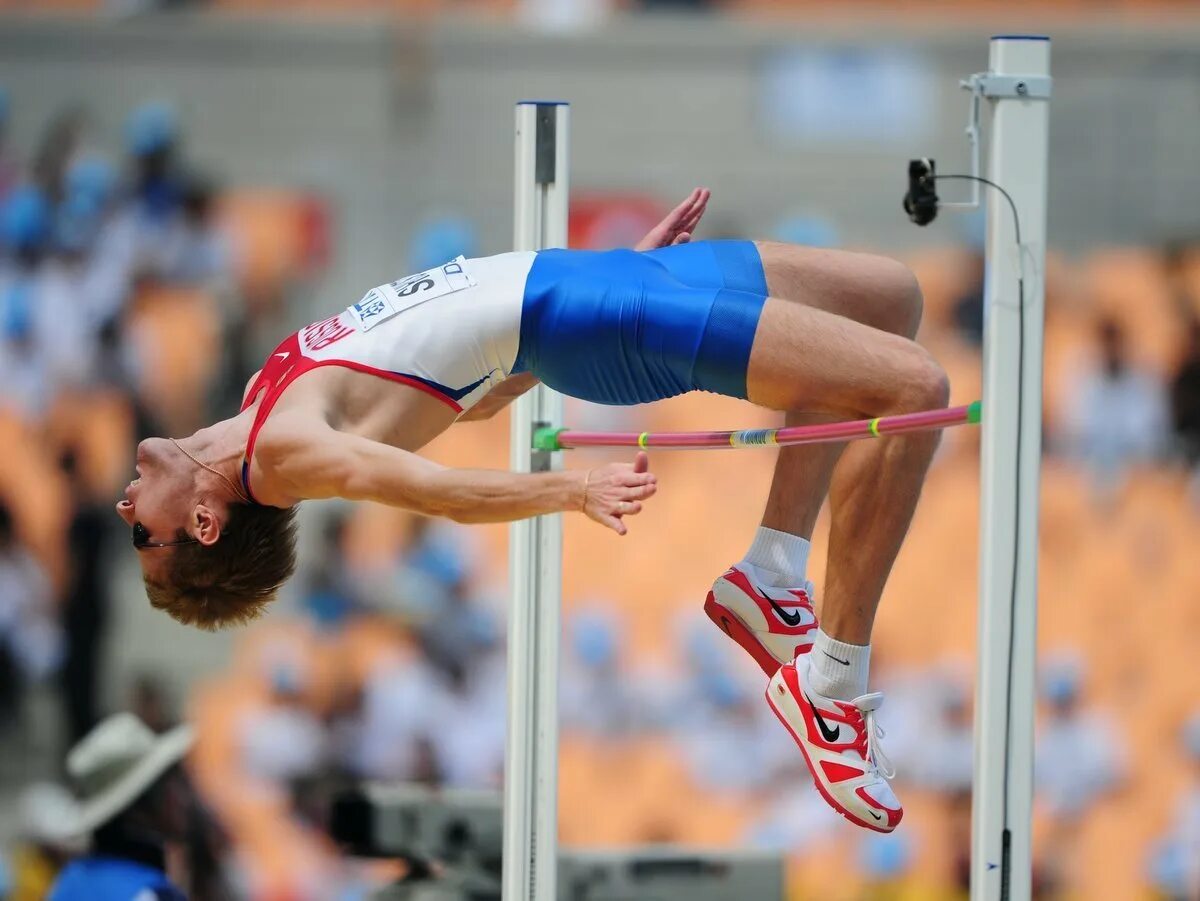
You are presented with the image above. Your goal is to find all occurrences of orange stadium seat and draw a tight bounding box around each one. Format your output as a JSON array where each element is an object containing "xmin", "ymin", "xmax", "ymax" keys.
[
  {"xmin": 0, "ymin": 412, "xmax": 70, "ymax": 585},
  {"xmin": 44, "ymin": 389, "xmax": 136, "ymax": 499},
  {"xmin": 126, "ymin": 284, "xmax": 222, "ymax": 437},
  {"xmin": 218, "ymin": 190, "xmax": 330, "ymax": 318},
  {"xmin": 1080, "ymin": 247, "xmax": 1187, "ymax": 374}
]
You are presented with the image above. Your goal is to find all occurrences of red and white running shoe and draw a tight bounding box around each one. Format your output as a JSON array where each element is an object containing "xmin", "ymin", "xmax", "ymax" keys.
[
  {"xmin": 766, "ymin": 656, "xmax": 903, "ymax": 833},
  {"xmin": 704, "ymin": 563, "xmax": 818, "ymax": 676}
]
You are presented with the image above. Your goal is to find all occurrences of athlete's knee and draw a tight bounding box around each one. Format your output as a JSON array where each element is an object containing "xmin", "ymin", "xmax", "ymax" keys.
[
  {"xmin": 900, "ymin": 349, "xmax": 950, "ymax": 411},
  {"xmin": 875, "ymin": 258, "xmax": 924, "ymax": 339}
]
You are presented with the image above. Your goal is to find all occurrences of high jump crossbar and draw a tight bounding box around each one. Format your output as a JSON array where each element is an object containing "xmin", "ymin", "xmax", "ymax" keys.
[
  {"xmin": 534, "ymin": 402, "xmax": 980, "ymax": 451},
  {"xmin": 506, "ymin": 35, "xmax": 1049, "ymax": 901}
]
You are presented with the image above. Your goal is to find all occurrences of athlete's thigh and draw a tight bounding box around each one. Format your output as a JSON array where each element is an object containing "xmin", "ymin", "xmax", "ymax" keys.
[
  {"xmin": 755, "ymin": 241, "xmax": 921, "ymax": 338},
  {"xmin": 746, "ymin": 296, "xmax": 934, "ymax": 416}
]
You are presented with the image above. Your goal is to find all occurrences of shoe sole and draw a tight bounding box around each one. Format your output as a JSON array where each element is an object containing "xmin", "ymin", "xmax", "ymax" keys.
[
  {"xmin": 765, "ymin": 668, "xmax": 896, "ymax": 834},
  {"xmin": 704, "ymin": 590, "xmax": 785, "ymax": 677}
]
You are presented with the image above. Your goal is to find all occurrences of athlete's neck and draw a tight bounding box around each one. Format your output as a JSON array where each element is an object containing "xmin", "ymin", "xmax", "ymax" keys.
[{"xmin": 176, "ymin": 411, "xmax": 254, "ymax": 500}]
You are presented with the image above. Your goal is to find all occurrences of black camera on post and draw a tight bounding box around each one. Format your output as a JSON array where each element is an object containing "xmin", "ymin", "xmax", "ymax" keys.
[{"xmin": 903, "ymin": 158, "xmax": 940, "ymax": 226}]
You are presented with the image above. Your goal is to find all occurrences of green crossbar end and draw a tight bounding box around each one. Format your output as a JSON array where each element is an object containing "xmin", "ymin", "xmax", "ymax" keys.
[
  {"xmin": 967, "ymin": 400, "xmax": 983, "ymax": 424},
  {"xmin": 532, "ymin": 427, "xmax": 567, "ymax": 452}
]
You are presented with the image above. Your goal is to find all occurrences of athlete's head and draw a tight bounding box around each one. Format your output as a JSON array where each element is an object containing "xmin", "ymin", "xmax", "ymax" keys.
[{"xmin": 115, "ymin": 437, "xmax": 297, "ymax": 629}]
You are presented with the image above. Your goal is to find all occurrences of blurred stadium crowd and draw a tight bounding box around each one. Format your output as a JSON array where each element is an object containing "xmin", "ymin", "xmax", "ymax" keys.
[{"xmin": 0, "ymin": 72, "xmax": 1199, "ymax": 901}]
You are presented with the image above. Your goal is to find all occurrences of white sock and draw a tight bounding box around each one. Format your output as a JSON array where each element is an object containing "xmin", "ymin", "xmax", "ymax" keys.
[
  {"xmin": 809, "ymin": 628, "xmax": 871, "ymax": 701},
  {"xmin": 742, "ymin": 527, "xmax": 811, "ymax": 587}
]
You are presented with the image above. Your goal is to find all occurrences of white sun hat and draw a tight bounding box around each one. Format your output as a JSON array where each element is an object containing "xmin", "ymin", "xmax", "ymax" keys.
[
  {"xmin": 64, "ymin": 712, "xmax": 194, "ymax": 838},
  {"xmin": 17, "ymin": 782, "xmax": 86, "ymax": 852}
]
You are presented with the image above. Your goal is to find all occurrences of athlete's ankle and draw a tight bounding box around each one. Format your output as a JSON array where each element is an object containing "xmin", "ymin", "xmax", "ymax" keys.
[
  {"xmin": 741, "ymin": 526, "xmax": 810, "ymax": 587},
  {"xmin": 808, "ymin": 628, "xmax": 871, "ymax": 700}
]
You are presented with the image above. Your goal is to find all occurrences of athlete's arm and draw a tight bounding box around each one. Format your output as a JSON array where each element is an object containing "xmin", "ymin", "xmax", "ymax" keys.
[
  {"xmin": 262, "ymin": 426, "xmax": 656, "ymax": 534},
  {"xmin": 457, "ymin": 372, "xmax": 541, "ymax": 422}
]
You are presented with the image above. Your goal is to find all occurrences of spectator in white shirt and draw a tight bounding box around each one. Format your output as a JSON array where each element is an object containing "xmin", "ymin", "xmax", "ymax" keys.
[
  {"xmin": 1035, "ymin": 653, "xmax": 1126, "ymax": 894},
  {"xmin": 0, "ymin": 185, "xmax": 56, "ymax": 420},
  {"xmin": 1058, "ymin": 316, "xmax": 1169, "ymax": 501},
  {"xmin": 560, "ymin": 605, "xmax": 642, "ymax": 739},
  {"xmin": 1147, "ymin": 713, "xmax": 1200, "ymax": 901}
]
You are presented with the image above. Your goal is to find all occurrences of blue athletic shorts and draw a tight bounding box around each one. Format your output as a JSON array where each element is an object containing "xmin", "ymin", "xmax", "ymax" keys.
[{"xmin": 513, "ymin": 240, "xmax": 768, "ymax": 405}]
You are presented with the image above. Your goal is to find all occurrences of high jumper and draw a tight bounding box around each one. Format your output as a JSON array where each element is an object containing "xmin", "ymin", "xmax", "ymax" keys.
[{"xmin": 119, "ymin": 188, "xmax": 951, "ymax": 832}]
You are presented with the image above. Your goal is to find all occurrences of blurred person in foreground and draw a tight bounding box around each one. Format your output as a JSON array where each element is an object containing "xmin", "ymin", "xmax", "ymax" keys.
[
  {"xmin": 49, "ymin": 712, "xmax": 193, "ymax": 900},
  {"xmin": 1057, "ymin": 316, "xmax": 1168, "ymax": 501},
  {"xmin": 120, "ymin": 189, "xmax": 951, "ymax": 831},
  {"xmin": 5, "ymin": 783, "xmax": 84, "ymax": 901},
  {"xmin": 1033, "ymin": 654, "xmax": 1127, "ymax": 898}
]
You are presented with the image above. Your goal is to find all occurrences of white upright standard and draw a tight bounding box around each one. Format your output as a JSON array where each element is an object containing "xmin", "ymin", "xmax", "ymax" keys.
[
  {"xmin": 972, "ymin": 36, "xmax": 1051, "ymax": 901},
  {"xmin": 505, "ymin": 100, "xmax": 569, "ymax": 901}
]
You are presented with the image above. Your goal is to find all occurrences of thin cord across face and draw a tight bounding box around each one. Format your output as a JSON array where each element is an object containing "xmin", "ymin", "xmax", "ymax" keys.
[{"xmin": 170, "ymin": 438, "xmax": 252, "ymax": 505}]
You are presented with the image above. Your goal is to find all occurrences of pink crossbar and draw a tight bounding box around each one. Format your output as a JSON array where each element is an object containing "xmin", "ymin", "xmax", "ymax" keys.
[{"xmin": 553, "ymin": 404, "xmax": 977, "ymax": 450}]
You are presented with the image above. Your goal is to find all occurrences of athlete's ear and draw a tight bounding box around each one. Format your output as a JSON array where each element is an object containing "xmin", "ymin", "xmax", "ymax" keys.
[{"xmin": 193, "ymin": 505, "xmax": 222, "ymax": 547}]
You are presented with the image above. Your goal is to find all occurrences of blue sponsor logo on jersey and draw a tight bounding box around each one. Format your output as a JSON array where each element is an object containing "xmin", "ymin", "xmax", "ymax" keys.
[{"xmin": 353, "ymin": 290, "xmax": 390, "ymax": 324}]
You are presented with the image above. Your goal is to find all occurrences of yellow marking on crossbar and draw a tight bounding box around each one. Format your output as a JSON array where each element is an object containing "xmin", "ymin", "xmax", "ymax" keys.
[
  {"xmin": 768, "ymin": 430, "xmax": 778, "ymax": 445},
  {"xmin": 868, "ymin": 418, "xmax": 881, "ymax": 437},
  {"xmin": 638, "ymin": 432, "xmax": 649, "ymax": 448}
]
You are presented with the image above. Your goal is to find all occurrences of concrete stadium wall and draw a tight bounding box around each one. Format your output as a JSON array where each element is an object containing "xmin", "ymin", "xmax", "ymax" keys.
[{"xmin": 1, "ymin": 13, "xmax": 1199, "ymax": 307}]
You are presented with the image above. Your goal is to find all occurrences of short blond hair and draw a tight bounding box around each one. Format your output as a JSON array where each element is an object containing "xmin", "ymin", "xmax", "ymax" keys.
[{"xmin": 144, "ymin": 504, "xmax": 298, "ymax": 630}]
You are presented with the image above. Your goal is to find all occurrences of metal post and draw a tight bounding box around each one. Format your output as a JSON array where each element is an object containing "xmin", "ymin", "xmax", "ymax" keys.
[
  {"xmin": 504, "ymin": 101, "xmax": 569, "ymax": 901},
  {"xmin": 971, "ymin": 37, "xmax": 1051, "ymax": 901}
]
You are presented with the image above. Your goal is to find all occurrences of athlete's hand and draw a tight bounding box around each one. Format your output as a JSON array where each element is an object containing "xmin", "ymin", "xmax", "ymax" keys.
[
  {"xmin": 634, "ymin": 188, "xmax": 711, "ymax": 251},
  {"xmin": 581, "ymin": 451, "xmax": 657, "ymax": 536}
]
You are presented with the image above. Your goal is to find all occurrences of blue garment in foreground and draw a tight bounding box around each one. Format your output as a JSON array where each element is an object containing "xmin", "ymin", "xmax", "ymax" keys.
[
  {"xmin": 514, "ymin": 240, "xmax": 768, "ymax": 405},
  {"xmin": 49, "ymin": 856, "xmax": 185, "ymax": 901}
]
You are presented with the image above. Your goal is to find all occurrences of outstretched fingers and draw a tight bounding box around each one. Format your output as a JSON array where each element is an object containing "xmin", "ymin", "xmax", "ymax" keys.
[
  {"xmin": 582, "ymin": 452, "xmax": 658, "ymax": 535},
  {"xmin": 635, "ymin": 188, "xmax": 712, "ymax": 251}
]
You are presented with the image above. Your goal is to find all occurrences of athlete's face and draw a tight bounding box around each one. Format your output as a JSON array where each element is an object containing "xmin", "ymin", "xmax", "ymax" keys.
[{"xmin": 114, "ymin": 439, "xmax": 199, "ymax": 573}]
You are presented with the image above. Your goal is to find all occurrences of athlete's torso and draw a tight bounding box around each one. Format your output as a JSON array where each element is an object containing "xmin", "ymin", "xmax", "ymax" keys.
[{"xmin": 239, "ymin": 252, "xmax": 535, "ymax": 501}]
